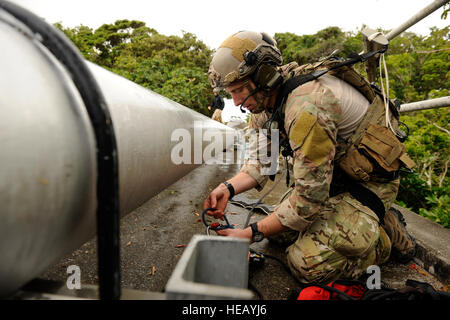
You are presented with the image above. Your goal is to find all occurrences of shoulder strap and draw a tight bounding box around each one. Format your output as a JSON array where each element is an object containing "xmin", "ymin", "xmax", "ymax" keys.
[{"xmin": 274, "ymin": 46, "xmax": 387, "ymax": 112}]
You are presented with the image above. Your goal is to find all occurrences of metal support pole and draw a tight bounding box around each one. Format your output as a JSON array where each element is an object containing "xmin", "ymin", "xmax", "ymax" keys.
[
  {"xmin": 364, "ymin": 0, "xmax": 448, "ymax": 82},
  {"xmin": 399, "ymin": 96, "xmax": 450, "ymax": 113},
  {"xmin": 362, "ymin": 28, "xmax": 388, "ymax": 83},
  {"xmin": 386, "ymin": 0, "xmax": 449, "ymax": 40}
]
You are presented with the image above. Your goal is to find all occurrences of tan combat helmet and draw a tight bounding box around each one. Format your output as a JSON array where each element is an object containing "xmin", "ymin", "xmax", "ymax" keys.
[{"xmin": 208, "ymin": 31, "xmax": 283, "ymax": 90}]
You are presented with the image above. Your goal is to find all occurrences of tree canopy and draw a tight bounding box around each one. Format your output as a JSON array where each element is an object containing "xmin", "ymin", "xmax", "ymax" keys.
[{"xmin": 55, "ymin": 20, "xmax": 213, "ymax": 114}]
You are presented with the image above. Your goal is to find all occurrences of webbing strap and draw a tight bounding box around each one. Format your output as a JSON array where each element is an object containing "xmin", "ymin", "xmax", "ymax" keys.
[{"xmin": 274, "ymin": 46, "xmax": 388, "ymax": 112}]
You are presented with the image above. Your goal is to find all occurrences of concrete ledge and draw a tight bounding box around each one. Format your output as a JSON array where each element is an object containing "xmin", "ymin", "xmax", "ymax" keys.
[
  {"xmin": 392, "ymin": 204, "xmax": 450, "ymax": 284},
  {"xmin": 165, "ymin": 235, "xmax": 254, "ymax": 300}
]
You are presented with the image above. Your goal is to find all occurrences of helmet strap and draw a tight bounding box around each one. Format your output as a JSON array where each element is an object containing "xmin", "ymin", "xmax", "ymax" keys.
[
  {"xmin": 239, "ymin": 81, "xmax": 261, "ymax": 113},
  {"xmin": 239, "ymin": 82, "xmax": 276, "ymax": 114}
]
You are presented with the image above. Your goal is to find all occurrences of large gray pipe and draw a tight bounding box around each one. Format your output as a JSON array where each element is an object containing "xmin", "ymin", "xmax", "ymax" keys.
[
  {"xmin": 386, "ymin": 0, "xmax": 448, "ymax": 40},
  {"xmin": 0, "ymin": 9, "xmax": 232, "ymax": 296},
  {"xmin": 399, "ymin": 96, "xmax": 450, "ymax": 112}
]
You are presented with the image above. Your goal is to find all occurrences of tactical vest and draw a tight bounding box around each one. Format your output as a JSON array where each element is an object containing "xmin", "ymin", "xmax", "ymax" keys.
[{"xmin": 274, "ymin": 57, "xmax": 415, "ymax": 183}]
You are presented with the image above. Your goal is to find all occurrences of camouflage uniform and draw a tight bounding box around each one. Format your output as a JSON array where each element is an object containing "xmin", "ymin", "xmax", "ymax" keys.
[
  {"xmin": 211, "ymin": 109, "xmax": 223, "ymax": 123},
  {"xmin": 240, "ymin": 63, "xmax": 396, "ymax": 284}
]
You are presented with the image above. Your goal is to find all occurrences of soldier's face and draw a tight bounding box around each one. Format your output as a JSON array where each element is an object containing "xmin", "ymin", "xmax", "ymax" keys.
[{"xmin": 226, "ymin": 79, "xmax": 265, "ymax": 113}]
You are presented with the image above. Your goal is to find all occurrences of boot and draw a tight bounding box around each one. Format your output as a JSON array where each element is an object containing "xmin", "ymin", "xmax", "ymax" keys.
[{"xmin": 382, "ymin": 207, "xmax": 416, "ymax": 263}]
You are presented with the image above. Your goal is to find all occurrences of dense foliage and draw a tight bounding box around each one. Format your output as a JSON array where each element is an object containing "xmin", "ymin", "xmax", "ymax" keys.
[
  {"xmin": 55, "ymin": 20, "xmax": 214, "ymax": 114},
  {"xmin": 55, "ymin": 20, "xmax": 448, "ymax": 227}
]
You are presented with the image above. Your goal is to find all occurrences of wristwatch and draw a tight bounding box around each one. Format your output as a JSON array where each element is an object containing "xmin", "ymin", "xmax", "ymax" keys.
[
  {"xmin": 250, "ymin": 222, "xmax": 264, "ymax": 242},
  {"xmin": 222, "ymin": 181, "xmax": 235, "ymax": 199}
]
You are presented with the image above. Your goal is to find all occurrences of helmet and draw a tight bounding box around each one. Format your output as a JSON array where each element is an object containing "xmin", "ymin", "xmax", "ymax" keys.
[{"xmin": 208, "ymin": 31, "xmax": 283, "ymax": 90}]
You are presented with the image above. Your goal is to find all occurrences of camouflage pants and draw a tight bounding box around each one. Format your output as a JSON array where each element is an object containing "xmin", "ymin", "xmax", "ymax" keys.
[
  {"xmin": 211, "ymin": 109, "xmax": 222, "ymax": 123},
  {"xmin": 274, "ymin": 192, "xmax": 392, "ymax": 284}
]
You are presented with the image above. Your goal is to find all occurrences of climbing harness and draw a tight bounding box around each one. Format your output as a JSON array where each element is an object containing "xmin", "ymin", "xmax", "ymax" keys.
[{"xmin": 201, "ymin": 207, "xmax": 235, "ymax": 235}]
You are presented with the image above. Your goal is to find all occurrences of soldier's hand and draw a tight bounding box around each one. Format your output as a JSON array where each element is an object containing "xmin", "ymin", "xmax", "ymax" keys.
[
  {"xmin": 203, "ymin": 184, "xmax": 231, "ymax": 220},
  {"xmin": 216, "ymin": 227, "xmax": 251, "ymax": 241}
]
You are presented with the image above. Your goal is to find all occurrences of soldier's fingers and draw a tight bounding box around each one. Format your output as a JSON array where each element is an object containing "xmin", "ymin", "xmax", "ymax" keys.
[
  {"xmin": 210, "ymin": 195, "xmax": 217, "ymax": 209},
  {"xmin": 203, "ymin": 198, "xmax": 211, "ymax": 210},
  {"xmin": 216, "ymin": 229, "xmax": 230, "ymax": 236},
  {"xmin": 213, "ymin": 210, "xmax": 225, "ymax": 220}
]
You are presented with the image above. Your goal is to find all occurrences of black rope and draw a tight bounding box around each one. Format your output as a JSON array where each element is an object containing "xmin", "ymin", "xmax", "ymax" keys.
[
  {"xmin": 249, "ymin": 248, "xmax": 305, "ymax": 288},
  {"xmin": 0, "ymin": 1, "xmax": 121, "ymax": 300}
]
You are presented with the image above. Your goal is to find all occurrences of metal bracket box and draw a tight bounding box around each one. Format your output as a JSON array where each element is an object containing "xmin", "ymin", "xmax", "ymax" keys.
[{"xmin": 165, "ymin": 235, "xmax": 253, "ymax": 300}]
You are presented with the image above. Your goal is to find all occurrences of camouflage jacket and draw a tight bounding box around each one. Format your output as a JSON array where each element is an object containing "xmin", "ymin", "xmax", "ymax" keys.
[{"xmin": 240, "ymin": 62, "xmax": 400, "ymax": 232}]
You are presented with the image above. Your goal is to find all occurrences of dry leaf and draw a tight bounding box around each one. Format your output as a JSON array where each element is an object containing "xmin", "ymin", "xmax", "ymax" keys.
[
  {"xmin": 126, "ymin": 241, "xmax": 132, "ymax": 247},
  {"xmin": 416, "ymin": 268, "xmax": 429, "ymax": 277},
  {"xmin": 149, "ymin": 265, "xmax": 156, "ymax": 275},
  {"xmin": 411, "ymin": 264, "xmax": 429, "ymax": 277}
]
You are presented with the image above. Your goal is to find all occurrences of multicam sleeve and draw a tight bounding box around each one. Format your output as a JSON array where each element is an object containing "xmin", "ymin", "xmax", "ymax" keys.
[
  {"xmin": 273, "ymin": 81, "xmax": 341, "ymax": 232},
  {"xmin": 239, "ymin": 113, "xmax": 274, "ymax": 191}
]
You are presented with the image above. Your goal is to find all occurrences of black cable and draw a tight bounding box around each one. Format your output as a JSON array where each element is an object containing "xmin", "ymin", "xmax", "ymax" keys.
[
  {"xmin": 249, "ymin": 248, "xmax": 306, "ymax": 289},
  {"xmin": 0, "ymin": 1, "xmax": 121, "ymax": 300}
]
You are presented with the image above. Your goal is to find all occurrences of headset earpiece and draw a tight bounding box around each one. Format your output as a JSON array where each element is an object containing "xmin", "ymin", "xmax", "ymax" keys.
[
  {"xmin": 240, "ymin": 32, "xmax": 282, "ymax": 92},
  {"xmin": 252, "ymin": 64, "xmax": 283, "ymax": 90},
  {"xmin": 244, "ymin": 51, "xmax": 258, "ymax": 66}
]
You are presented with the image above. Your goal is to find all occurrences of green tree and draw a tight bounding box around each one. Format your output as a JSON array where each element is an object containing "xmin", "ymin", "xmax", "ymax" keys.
[
  {"xmin": 55, "ymin": 20, "xmax": 213, "ymax": 114},
  {"xmin": 275, "ymin": 27, "xmax": 364, "ymax": 65},
  {"xmin": 384, "ymin": 27, "xmax": 449, "ymax": 102}
]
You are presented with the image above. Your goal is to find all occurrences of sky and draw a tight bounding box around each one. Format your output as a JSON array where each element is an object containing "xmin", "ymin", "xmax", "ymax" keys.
[{"xmin": 7, "ymin": 0, "xmax": 449, "ymax": 50}]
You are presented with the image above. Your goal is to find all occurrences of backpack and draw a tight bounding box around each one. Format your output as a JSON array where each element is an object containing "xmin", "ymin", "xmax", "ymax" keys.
[
  {"xmin": 270, "ymin": 52, "xmax": 415, "ymax": 189},
  {"xmin": 293, "ymin": 279, "xmax": 450, "ymax": 301}
]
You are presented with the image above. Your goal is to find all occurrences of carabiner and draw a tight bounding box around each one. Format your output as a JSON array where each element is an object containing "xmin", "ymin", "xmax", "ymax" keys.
[{"xmin": 201, "ymin": 207, "xmax": 234, "ymax": 234}]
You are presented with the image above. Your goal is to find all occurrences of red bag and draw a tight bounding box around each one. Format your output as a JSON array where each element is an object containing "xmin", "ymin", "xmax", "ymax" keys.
[{"xmin": 297, "ymin": 281, "xmax": 366, "ymax": 300}]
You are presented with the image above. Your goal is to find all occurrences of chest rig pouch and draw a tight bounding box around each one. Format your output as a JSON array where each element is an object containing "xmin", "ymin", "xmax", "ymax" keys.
[{"xmin": 335, "ymin": 89, "xmax": 416, "ymax": 182}]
